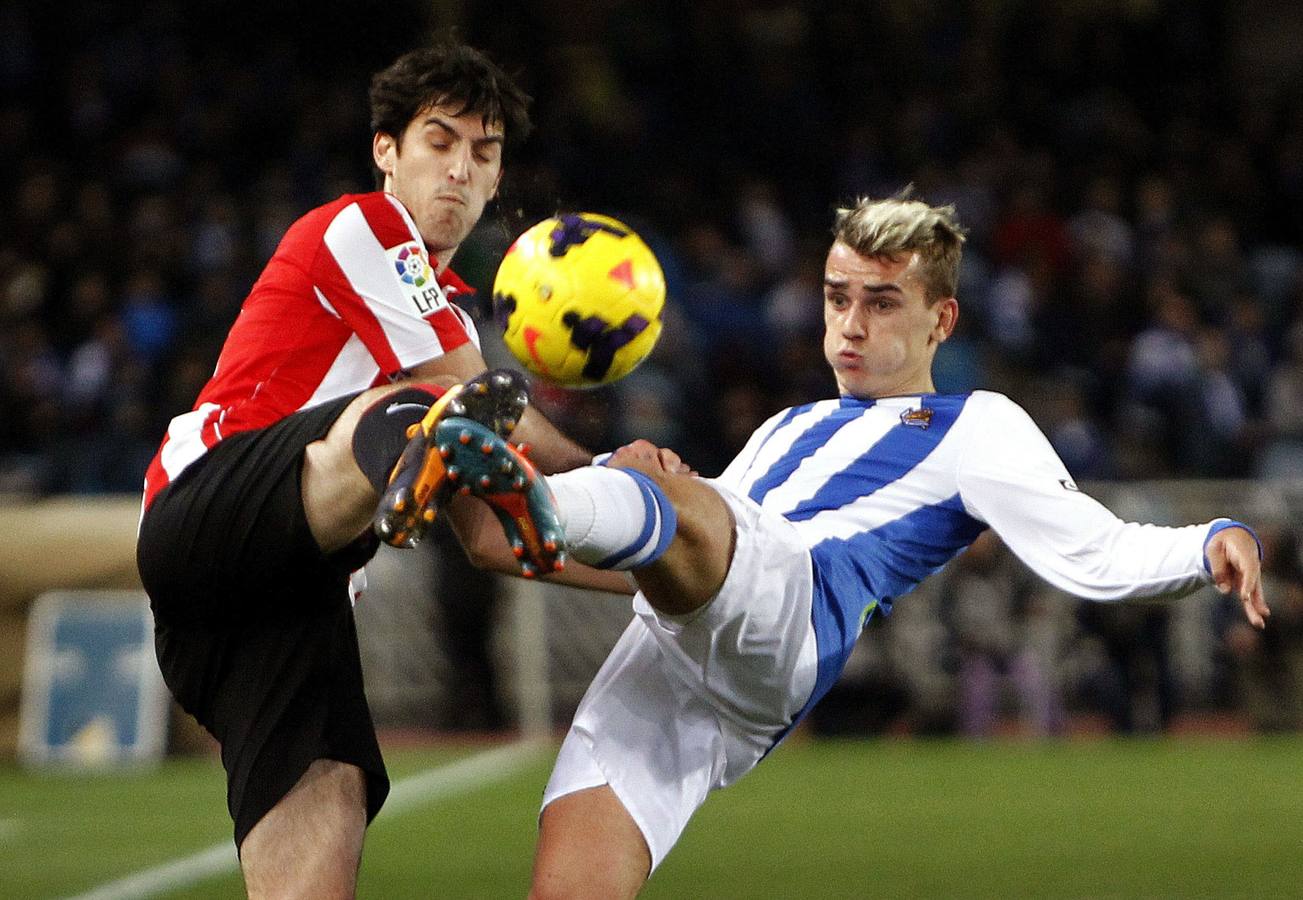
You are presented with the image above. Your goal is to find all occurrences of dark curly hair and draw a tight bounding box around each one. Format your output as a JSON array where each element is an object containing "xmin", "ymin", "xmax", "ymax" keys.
[{"xmin": 369, "ymin": 41, "xmax": 532, "ymax": 158}]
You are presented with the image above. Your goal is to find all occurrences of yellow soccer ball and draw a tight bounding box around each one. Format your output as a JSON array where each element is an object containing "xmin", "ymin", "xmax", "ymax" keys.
[{"xmin": 492, "ymin": 213, "xmax": 666, "ymax": 387}]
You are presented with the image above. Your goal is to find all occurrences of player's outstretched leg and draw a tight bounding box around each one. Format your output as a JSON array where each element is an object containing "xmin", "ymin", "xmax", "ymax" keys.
[
  {"xmin": 425, "ymin": 416, "xmax": 567, "ymax": 577},
  {"xmin": 545, "ymin": 456, "xmax": 734, "ymax": 616},
  {"xmin": 371, "ymin": 369, "xmax": 530, "ymax": 548}
]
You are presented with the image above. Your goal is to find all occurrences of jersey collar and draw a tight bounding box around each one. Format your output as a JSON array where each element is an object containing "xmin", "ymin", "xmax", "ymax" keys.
[{"xmin": 435, "ymin": 265, "xmax": 474, "ymax": 298}]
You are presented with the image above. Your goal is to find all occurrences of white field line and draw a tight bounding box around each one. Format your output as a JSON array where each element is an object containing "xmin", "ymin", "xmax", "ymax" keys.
[{"xmin": 64, "ymin": 741, "xmax": 546, "ymax": 900}]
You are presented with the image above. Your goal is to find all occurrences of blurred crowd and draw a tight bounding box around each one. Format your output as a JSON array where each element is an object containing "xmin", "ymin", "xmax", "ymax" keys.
[{"xmin": 2, "ymin": 1, "xmax": 1301, "ymax": 732}]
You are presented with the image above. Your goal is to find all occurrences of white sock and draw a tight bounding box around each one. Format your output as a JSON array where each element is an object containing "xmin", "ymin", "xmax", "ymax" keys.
[{"xmin": 547, "ymin": 467, "xmax": 678, "ymax": 570}]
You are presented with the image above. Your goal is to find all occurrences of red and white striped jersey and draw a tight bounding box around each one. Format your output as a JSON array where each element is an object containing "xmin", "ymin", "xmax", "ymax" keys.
[{"xmin": 143, "ymin": 191, "xmax": 480, "ymax": 509}]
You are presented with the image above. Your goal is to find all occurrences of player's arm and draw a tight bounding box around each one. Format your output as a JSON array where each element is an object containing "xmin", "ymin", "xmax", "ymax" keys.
[
  {"xmin": 404, "ymin": 346, "xmax": 592, "ymax": 474},
  {"xmin": 445, "ymin": 493, "xmax": 636, "ymax": 594},
  {"xmin": 955, "ymin": 394, "xmax": 1268, "ymax": 626}
]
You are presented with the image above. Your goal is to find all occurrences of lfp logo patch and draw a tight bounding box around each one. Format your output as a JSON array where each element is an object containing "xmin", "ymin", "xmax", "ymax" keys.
[{"xmin": 393, "ymin": 243, "xmax": 433, "ymax": 287}]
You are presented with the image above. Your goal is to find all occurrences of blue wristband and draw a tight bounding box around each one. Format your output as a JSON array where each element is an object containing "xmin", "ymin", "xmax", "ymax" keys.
[{"xmin": 1202, "ymin": 519, "xmax": 1263, "ymax": 576}]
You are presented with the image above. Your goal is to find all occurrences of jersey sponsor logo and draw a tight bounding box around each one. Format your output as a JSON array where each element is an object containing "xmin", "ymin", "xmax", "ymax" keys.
[
  {"xmin": 900, "ymin": 406, "xmax": 934, "ymax": 429},
  {"xmin": 388, "ymin": 242, "xmax": 448, "ymax": 316}
]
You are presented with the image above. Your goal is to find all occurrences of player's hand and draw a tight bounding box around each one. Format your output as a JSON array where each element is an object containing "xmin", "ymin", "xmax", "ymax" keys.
[
  {"xmin": 1206, "ymin": 526, "xmax": 1270, "ymax": 629},
  {"xmin": 609, "ymin": 440, "xmax": 696, "ymax": 477},
  {"xmin": 655, "ymin": 445, "xmax": 696, "ymax": 476}
]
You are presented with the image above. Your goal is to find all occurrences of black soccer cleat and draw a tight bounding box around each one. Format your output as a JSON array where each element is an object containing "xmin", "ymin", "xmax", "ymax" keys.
[
  {"xmin": 437, "ymin": 368, "xmax": 530, "ymax": 440},
  {"xmin": 373, "ymin": 368, "xmax": 532, "ymax": 548}
]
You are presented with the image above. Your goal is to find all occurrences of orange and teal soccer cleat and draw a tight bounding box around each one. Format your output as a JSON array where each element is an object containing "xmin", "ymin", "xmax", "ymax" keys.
[
  {"xmin": 373, "ymin": 369, "xmax": 530, "ymax": 549},
  {"xmin": 430, "ymin": 416, "xmax": 566, "ymax": 577}
]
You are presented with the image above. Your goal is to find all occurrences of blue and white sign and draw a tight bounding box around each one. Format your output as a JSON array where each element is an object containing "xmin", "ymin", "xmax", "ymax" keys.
[{"xmin": 19, "ymin": 591, "xmax": 168, "ymax": 767}]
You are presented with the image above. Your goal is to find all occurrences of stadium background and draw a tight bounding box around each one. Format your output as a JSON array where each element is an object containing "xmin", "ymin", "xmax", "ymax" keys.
[{"xmin": 2, "ymin": 0, "xmax": 1303, "ymax": 896}]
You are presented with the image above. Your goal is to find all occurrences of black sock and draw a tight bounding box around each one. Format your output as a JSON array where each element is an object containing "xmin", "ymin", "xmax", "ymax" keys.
[{"xmin": 351, "ymin": 386, "xmax": 443, "ymax": 492}]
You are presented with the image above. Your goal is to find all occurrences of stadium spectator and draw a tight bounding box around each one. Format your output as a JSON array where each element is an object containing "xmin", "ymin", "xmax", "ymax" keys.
[
  {"xmin": 1066, "ymin": 175, "xmax": 1134, "ymax": 268},
  {"xmin": 1123, "ymin": 279, "xmax": 1204, "ymax": 472},
  {"xmin": 943, "ymin": 531, "xmax": 1066, "ymax": 738},
  {"xmin": 1259, "ymin": 318, "xmax": 1303, "ymax": 478},
  {"xmin": 1223, "ymin": 523, "xmax": 1303, "ymax": 732},
  {"xmin": 1039, "ymin": 374, "xmax": 1115, "ymax": 480},
  {"xmin": 1076, "ymin": 600, "xmax": 1177, "ymax": 735}
]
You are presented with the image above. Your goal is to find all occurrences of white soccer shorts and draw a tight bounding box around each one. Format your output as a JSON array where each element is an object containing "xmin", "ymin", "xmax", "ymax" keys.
[{"xmin": 541, "ymin": 479, "xmax": 818, "ymax": 870}]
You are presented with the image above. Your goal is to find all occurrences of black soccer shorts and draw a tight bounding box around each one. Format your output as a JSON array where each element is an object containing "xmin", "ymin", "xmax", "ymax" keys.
[{"xmin": 137, "ymin": 392, "xmax": 390, "ymax": 849}]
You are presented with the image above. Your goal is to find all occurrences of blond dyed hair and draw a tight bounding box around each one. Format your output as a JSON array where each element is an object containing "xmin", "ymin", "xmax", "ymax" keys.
[{"xmin": 833, "ymin": 191, "xmax": 967, "ymax": 302}]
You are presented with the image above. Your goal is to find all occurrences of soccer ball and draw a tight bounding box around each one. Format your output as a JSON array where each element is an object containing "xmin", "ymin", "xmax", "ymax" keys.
[{"xmin": 493, "ymin": 213, "xmax": 666, "ymax": 388}]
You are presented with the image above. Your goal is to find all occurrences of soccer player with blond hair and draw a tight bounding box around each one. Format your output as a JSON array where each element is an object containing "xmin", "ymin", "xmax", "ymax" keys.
[{"xmin": 424, "ymin": 191, "xmax": 1268, "ymax": 897}]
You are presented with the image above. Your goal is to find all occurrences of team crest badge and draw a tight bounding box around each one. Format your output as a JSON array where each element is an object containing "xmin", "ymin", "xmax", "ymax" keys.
[{"xmin": 900, "ymin": 406, "xmax": 934, "ymax": 429}]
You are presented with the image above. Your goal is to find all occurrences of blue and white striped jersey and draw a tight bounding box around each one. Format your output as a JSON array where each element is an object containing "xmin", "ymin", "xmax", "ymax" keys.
[{"xmin": 717, "ymin": 389, "xmax": 1220, "ymax": 718}]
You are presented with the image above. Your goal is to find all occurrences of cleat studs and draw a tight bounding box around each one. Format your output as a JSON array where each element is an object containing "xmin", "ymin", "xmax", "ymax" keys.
[
  {"xmin": 440, "ymin": 446, "xmax": 452, "ymax": 460},
  {"xmin": 504, "ymin": 418, "xmax": 517, "ymax": 432},
  {"xmin": 512, "ymin": 476, "xmax": 526, "ymax": 490},
  {"xmin": 458, "ymin": 430, "xmax": 472, "ymax": 444},
  {"xmin": 499, "ymin": 461, "xmax": 513, "ymax": 473},
  {"xmin": 553, "ymin": 557, "xmax": 566, "ymax": 572},
  {"xmin": 423, "ymin": 508, "xmax": 435, "ymax": 522},
  {"xmin": 481, "ymin": 442, "xmax": 493, "ymax": 454},
  {"xmin": 543, "ymin": 539, "xmax": 557, "ymax": 553},
  {"xmin": 458, "ymin": 485, "xmax": 471, "ymax": 496},
  {"xmin": 521, "ymin": 563, "xmax": 536, "ymax": 578},
  {"xmin": 394, "ymin": 530, "xmax": 407, "ymax": 544},
  {"xmin": 447, "ymin": 466, "xmax": 460, "ymax": 481},
  {"xmin": 479, "ymin": 475, "xmax": 492, "ymax": 488},
  {"xmin": 511, "ymin": 541, "xmax": 525, "ymax": 558},
  {"xmin": 475, "ymin": 381, "xmax": 490, "ymax": 394},
  {"xmin": 393, "ymin": 498, "xmax": 406, "ymax": 513}
]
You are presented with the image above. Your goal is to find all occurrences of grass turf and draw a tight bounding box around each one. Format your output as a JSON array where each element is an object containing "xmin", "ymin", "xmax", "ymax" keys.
[{"xmin": 1, "ymin": 736, "xmax": 1299, "ymax": 898}]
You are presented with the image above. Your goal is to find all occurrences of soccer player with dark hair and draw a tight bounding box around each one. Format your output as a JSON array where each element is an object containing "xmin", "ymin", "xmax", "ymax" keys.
[
  {"xmin": 135, "ymin": 42, "xmax": 621, "ymax": 897},
  {"xmin": 425, "ymin": 192, "xmax": 1269, "ymax": 897}
]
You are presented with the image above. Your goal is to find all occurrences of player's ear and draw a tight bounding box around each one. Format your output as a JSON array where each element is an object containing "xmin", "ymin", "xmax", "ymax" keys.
[
  {"xmin": 373, "ymin": 132, "xmax": 397, "ymax": 176},
  {"xmin": 932, "ymin": 297, "xmax": 959, "ymax": 344}
]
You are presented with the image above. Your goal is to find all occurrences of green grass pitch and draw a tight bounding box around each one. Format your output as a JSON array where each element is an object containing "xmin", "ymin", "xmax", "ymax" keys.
[{"xmin": 2, "ymin": 736, "xmax": 1300, "ymax": 898}]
